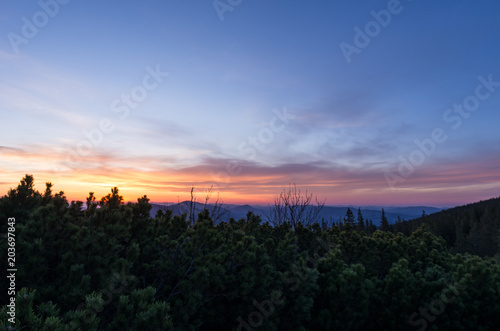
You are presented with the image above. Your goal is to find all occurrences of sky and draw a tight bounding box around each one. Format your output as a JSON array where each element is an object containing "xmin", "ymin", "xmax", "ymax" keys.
[{"xmin": 1, "ymin": 0, "xmax": 500, "ymax": 207}]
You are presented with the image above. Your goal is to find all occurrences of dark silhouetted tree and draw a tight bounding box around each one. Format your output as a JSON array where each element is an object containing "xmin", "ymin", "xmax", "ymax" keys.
[
  {"xmin": 380, "ymin": 208, "xmax": 390, "ymax": 232},
  {"xmin": 344, "ymin": 208, "xmax": 355, "ymax": 226},
  {"xmin": 100, "ymin": 187, "xmax": 123, "ymax": 210},
  {"xmin": 357, "ymin": 207, "xmax": 365, "ymax": 231}
]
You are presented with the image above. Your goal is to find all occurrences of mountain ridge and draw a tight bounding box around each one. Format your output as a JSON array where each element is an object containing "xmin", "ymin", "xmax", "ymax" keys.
[{"xmin": 150, "ymin": 201, "xmax": 443, "ymax": 226}]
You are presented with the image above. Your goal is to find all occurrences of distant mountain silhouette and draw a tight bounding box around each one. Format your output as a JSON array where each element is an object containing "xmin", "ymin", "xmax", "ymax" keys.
[{"xmin": 150, "ymin": 202, "xmax": 442, "ymax": 226}]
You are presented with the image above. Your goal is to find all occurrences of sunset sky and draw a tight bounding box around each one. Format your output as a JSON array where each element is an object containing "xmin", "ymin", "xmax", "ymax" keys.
[{"xmin": 1, "ymin": 0, "xmax": 500, "ymax": 207}]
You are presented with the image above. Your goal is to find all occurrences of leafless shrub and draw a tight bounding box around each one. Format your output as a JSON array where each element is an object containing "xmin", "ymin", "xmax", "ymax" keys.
[{"xmin": 267, "ymin": 183, "xmax": 325, "ymax": 227}]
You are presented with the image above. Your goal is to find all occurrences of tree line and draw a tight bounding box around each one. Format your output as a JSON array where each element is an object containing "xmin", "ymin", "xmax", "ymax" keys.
[{"xmin": 1, "ymin": 176, "xmax": 499, "ymax": 330}]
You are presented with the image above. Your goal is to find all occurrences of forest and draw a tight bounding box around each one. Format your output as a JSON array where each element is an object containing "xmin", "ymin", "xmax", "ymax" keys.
[{"xmin": 1, "ymin": 175, "xmax": 499, "ymax": 330}]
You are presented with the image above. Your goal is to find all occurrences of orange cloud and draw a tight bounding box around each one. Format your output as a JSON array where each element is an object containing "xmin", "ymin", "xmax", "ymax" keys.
[{"xmin": 1, "ymin": 143, "xmax": 499, "ymax": 207}]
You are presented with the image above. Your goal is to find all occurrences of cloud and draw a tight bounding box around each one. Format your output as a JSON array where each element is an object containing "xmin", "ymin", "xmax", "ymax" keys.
[
  {"xmin": 1, "ymin": 139, "xmax": 499, "ymax": 207},
  {"xmin": 0, "ymin": 146, "xmax": 25, "ymax": 154}
]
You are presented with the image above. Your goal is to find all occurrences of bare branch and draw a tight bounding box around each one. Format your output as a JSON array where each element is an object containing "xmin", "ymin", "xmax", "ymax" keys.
[{"xmin": 268, "ymin": 183, "xmax": 325, "ymax": 227}]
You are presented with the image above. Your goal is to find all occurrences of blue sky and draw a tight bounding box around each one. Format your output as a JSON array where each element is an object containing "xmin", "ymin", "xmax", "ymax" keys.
[{"xmin": 1, "ymin": 0, "xmax": 500, "ymax": 206}]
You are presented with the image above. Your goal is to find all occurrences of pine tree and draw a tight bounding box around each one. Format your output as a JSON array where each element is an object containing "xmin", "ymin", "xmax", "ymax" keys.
[
  {"xmin": 344, "ymin": 208, "xmax": 355, "ymax": 226},
  {"xmin": 100, "ymin": 187, "xmax": 123, "ymax": 210},
  {"xmin": 380, "ymin": 208, "xmax": 390, "ymax": 232},
  {"xmin": 357, "ymin": 208, "xmax": 365, "ymax": 231}
]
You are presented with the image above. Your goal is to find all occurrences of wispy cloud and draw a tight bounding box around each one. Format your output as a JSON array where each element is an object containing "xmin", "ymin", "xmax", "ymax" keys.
[{"xmin": 3, "ymin": 140, "xmax": 497, "ymax": 207}]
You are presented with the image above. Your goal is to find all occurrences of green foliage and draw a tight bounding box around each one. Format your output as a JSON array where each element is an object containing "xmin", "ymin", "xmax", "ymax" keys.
[
  {"xmin": 108, "ymin": 287, "xmax": 172, "ymax": 330},
  {"xmin": 395, "ymin": 197, "xmax": 500, "ymax": 257},
  {"xmin": 1, "ymin": 176, "xmax": 500, "ymax": 329}
]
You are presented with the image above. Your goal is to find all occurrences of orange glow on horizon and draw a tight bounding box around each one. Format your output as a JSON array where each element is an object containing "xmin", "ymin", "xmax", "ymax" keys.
[
  {"xmin": 1, "ymin": 167, "xmax": 498, "ymax": 209},
  {"xmin": 1, "ymin": 147, "xmax": 499, "ymax": 208}
]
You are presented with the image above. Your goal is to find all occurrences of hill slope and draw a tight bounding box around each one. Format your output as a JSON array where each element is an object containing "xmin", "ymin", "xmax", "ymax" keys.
[{"xmin": 394, "ymin": 196, "xmax": 500, "ymax": 256}]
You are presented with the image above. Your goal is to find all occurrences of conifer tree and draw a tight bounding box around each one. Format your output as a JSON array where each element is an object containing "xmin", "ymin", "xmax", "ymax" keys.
[
  {"xmin": 344, "ymin": 208, "xmax": 355, "ymax": 226},
  {"xmin": 380, "ymin": 208, "xmax": 390, "ymax": 232},
  {"xmin": 357, "ymin": 207, "xmax": 365, "ymax": 231}
]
